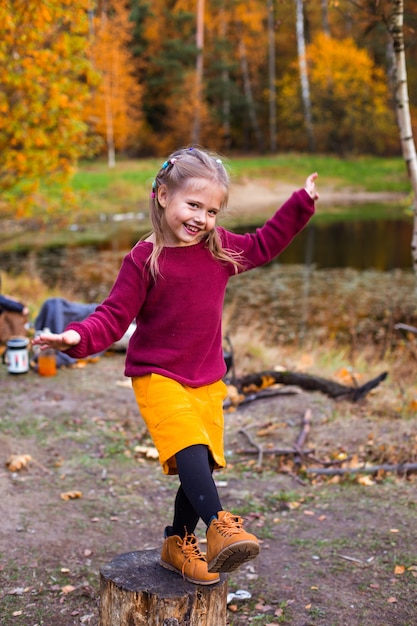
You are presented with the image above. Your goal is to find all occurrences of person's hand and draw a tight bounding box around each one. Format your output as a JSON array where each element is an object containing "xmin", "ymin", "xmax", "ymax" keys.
[
  {"xmin": 305, "ymin": 172, "xmax": 319, "ymax": 200},
  {"xmin": 32, "ymin": 329, "xmax": 81, "ymax": 352}
]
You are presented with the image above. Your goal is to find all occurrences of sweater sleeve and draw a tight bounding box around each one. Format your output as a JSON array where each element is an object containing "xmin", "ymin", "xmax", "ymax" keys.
[
  {"xmin": 221, "ymin": 188, "xmax": 315, "ymax": 271},
  {"xmin": 65, "ymin": 250, "xmax": 150, "ymax": 359}
]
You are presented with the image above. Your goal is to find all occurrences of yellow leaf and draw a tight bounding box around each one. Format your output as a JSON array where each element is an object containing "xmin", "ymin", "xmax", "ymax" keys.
[
  {"xmin": 357, "ymin": 475, "xmax": 375, "ymax": 486},
  {"xmin": 61, "ymin": 585, "xmax": 76, "ymax": 594},
  {"xmin": 394, "ymin": 565, "xmax": 405, "ymax": 575},
  {"xmin": 134, "ymin": 445, "xmax": 159, "ymax": 459},
  {"xmin": 6, "ymin": 454, "xmax": 32, "ymax": 471},
  {"xmin": 60, "ymin": 491, "xmax": 83, "ymax": 501},
  {"xmin": 407, "ymin": 398, "xmax": 417, "ymax": 412},
  {"xmin": 260, "ymin": 375, "xmax": 275, "ymax": 389}
]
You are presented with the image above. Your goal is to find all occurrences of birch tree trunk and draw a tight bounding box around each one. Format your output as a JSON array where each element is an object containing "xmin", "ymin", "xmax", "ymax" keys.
[
  {"xmin": 220, "ymin": 5, "xmax": 231, "ymax": 150},
  {"xmin": 387, "ymin": 0, "xmax": 417, "ymax": 277},
  {"xmin": 321, "ymin": 0, "xmax": 331, "ymax": 36},
  {"xmin": 238, "ymin": 23, "xmax": 264, "ymax": 152},
  {"xmin": 295, "ymin": 0, "xmax": 315, "ymax": 152},
  {"xmin": 267, "ymin": 0, "xmax": 277, "ymax": 152},
  {"xmin": 100, "ymin": 3, "xmax": 116, "ymax": 168},
  {"xmin": 192, "ymin": 0, "xmax": 204, "ymax": 145}
]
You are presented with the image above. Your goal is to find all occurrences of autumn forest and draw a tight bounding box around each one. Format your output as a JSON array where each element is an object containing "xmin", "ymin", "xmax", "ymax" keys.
[{"xmin": 1, "ymin": 0, "xmax": 417, "ymax": 215}]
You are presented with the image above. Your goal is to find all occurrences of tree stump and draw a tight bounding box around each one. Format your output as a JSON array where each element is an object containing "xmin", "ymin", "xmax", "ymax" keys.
[{"xmin": 99, "ymin": 549, "xmax": 228, "ymax": 626}]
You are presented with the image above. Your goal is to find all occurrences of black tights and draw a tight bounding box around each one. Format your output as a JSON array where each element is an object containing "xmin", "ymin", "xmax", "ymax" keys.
[{"xmin": 170, "ymin": 444, "xmax": 222, "ymax": 537}]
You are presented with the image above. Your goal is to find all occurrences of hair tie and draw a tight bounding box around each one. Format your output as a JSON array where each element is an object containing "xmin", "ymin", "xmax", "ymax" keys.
[{"xmin": 161, "ymin": 158, "xmax": 177, "ymax": 170}]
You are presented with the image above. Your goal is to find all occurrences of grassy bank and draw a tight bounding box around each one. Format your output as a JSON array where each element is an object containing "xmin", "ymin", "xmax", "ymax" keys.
[
  {"xmin": 70, "ymin": 153, "xmax": 410, "ymax": 217},
  {"xmin": 0, "ymin": 153, "xmax": 405, "ymax": 252}
]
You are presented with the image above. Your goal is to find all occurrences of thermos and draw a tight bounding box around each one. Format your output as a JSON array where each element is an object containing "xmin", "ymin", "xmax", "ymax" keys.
[{"xmin": 3, "ymin": 337, "xmax": 30, "ymax": 374}]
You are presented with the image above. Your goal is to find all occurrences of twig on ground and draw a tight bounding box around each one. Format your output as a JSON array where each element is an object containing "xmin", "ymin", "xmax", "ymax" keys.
[
  {"xmin": 294, "ymin": 409, "xmax": 312, "ymax": 452},
  {"xmin": 337, "ymin": 555, "xmax": 366, "ymax": 566},
  {"xmin": 238, "ymin": 429, "xmax": 264, "ymax": 468}
]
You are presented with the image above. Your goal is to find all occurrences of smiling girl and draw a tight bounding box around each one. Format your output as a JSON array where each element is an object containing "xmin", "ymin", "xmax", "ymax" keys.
[{"xmin": 33, "ymin": 146, "xmax": 318, "ymax": 585}]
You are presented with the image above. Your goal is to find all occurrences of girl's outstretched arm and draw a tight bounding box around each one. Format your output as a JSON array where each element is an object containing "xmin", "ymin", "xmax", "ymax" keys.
[
  {"xmin": 32, "ymin": 330, "xmax": 81, "ymax": 352},
  {"xmin": 305, "ymin": 172, "xmax": 319, "ymax": 200}
]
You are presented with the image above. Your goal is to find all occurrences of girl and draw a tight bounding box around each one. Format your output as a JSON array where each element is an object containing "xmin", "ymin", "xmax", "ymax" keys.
[{"xmin": 33, "ymin": 147, "xmax": 318, "ymax": 586}]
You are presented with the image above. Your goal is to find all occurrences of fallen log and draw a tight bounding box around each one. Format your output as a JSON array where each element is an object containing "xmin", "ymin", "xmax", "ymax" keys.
[
  {"xmin": 235, "ymin": 370, "xmax": 388, "ymax": 402},
  {"xmin": 306, "ymin": 462, "xmax": 417, "ymax": 477},
  {"xmin": 99, "ymin": 549, "xmax": 228, "ymax": 626}
]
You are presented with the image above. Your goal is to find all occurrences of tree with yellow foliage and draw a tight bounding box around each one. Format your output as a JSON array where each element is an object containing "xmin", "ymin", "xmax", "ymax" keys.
[
  {"xmin": 0, "ymin": 0, "xmax": 97, "ymax": 218},
  {"xmin": 85, "ymin": 0, "xmax": 143, "ymax": 165},
  {"xmin": 278, "ymin": 32, "xmax": 397, "ymax": 154}
]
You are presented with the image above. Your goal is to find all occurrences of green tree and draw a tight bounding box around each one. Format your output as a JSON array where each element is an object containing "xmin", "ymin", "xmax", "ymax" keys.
[{"xmin": 0, "ymin": 0, "xmax": 97, "ymax": 218}]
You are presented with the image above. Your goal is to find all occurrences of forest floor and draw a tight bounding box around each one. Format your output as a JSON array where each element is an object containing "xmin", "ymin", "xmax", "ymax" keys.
[
  {"xmin": 1, "ymin": 180, "xmax": 417, "ymax": 626},
  {"xmin": 1, "ymin": 344, "xmax": 417, "ymax": 626}
]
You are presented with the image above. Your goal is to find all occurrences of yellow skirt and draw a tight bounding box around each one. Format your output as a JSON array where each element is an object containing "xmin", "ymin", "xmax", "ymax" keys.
[{"xmin": 131, "ymin": 373, "xmax": 228, "ymax": 475}]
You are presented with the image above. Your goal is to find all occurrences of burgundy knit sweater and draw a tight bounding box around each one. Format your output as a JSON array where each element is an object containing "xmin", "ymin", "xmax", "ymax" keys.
[{"xmin": 66, "ymin": 189, "xmax": 315, "ymax": 386}]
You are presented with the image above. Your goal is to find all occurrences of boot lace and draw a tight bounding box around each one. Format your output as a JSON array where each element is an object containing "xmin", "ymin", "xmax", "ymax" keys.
[
  {"xmin": 179, "ymin": 534, "xmax": 205, "ymax": 574},
  {"xmin": 214, "ymin": 512, "xmax": 244, "ymax": 536}
]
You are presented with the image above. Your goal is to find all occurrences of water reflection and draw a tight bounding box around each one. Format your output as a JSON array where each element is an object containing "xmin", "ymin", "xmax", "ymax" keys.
[
  {"xmin": 103, "ymin": 217, "xmax": 413, "ymax": 271},
  {"xmin": 276, "ymin": 219, "xmax": 412, "ymax": 271}
]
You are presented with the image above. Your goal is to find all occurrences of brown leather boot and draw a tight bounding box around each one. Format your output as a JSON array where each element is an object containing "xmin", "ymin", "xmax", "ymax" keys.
[
  {"xmin": 206, "ymin": 511, "xmax": 260, "ymax": 573},
  {"xmin": 160, "ymin": 532, "xmax": 220, "ymax": 585}
]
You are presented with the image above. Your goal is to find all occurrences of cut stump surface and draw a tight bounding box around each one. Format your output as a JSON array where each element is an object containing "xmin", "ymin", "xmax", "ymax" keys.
[{"xmin": 99, "ymin": 548, "xmax": 228, "ymax": 626}]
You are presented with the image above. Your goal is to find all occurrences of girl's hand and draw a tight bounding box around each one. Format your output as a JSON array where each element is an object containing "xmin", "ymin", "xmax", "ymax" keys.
[
  {"xmin": 305, "ymin": 172, "xmax": 319, "ymax": 200},
  {"xmin": 32, "ymin": 329, "xmax": 81, "ymax": 352}
]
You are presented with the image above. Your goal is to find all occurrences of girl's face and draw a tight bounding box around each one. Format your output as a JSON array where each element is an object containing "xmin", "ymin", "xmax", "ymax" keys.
[{"xmin": 158, "ymin": 178, "xmax": 225, "ymax": 247}]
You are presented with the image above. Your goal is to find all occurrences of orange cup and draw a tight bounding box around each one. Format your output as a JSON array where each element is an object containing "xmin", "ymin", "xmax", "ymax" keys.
[{"xmin": 38, "ymin": 352, "xmax": 57, "ymax": 376}]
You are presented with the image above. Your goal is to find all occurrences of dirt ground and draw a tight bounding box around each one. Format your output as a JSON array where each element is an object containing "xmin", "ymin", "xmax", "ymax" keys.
[
  {"xmin": 1, "ymin": 181, "xmax": 417, "ymax": 625},
  {"xmin": 1, "ymin": 334, "xmax": 417, "ymax": 626}
]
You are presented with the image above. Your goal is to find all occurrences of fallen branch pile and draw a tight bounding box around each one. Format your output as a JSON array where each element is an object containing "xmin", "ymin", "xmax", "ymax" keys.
[{"xmin": 237, "ymin": 404, "xmax": 417, "ymax": 481}]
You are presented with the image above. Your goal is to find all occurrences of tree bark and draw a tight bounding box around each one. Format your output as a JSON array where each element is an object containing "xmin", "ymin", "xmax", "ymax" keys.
[
  {"xmin": 192, "ymin": 0, "xmax": 205, "ymax": 145},
  {"xmin": 307, "ymin": 462, "xmax": 417, "ymax": 476},
  {"xmin": 267, "ymin": 0, "xmax": 277, "ymax": 152},
  {"xmin": 237, "ymin": 22, "xmax": 264, "ymax": 152},
  {"xmin": 100, "ymin": 3, "xmax": 116, "ymax": 168},
  {"xmin": 387, "ymin": 0, "xmax": 417, "ymax": 277},
  {"xmin": 234, "ymin": 370, "xmax": 388, "ymax": 402},
  {"xmin": 295, "ymin": 0, "xmax": 315, "ymax": 151},
  {"xmin": 99, "ymin": 549, "xmax": 228, "ymax": 626}
]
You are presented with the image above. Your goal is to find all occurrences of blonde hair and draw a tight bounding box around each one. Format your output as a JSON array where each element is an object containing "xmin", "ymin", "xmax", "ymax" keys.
[{"xmin": 147, "ymin": 146, "xmax": 242, "ymax": 279}]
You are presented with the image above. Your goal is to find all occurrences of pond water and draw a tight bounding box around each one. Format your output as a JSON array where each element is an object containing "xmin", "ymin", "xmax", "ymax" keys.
[
  {"xmin": 251, "ymin": 218, "xmax": 413, "ymax": 271},
  {"xmin": 97, "ymin": 215, "xmax": 413, "ymax": 271},
  {"xmin": 0, "ymin": 215, "xmax": 413, "ymax": 290}
]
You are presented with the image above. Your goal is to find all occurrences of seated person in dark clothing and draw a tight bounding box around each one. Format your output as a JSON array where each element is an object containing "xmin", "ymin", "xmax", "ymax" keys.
[
  {"xmin": 0, "ymin": 294, "xmax": 29, "ymax": 344},
  {"xmin": 0, "ymin": 294, "xmax": 29, "ymax": 317}
]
